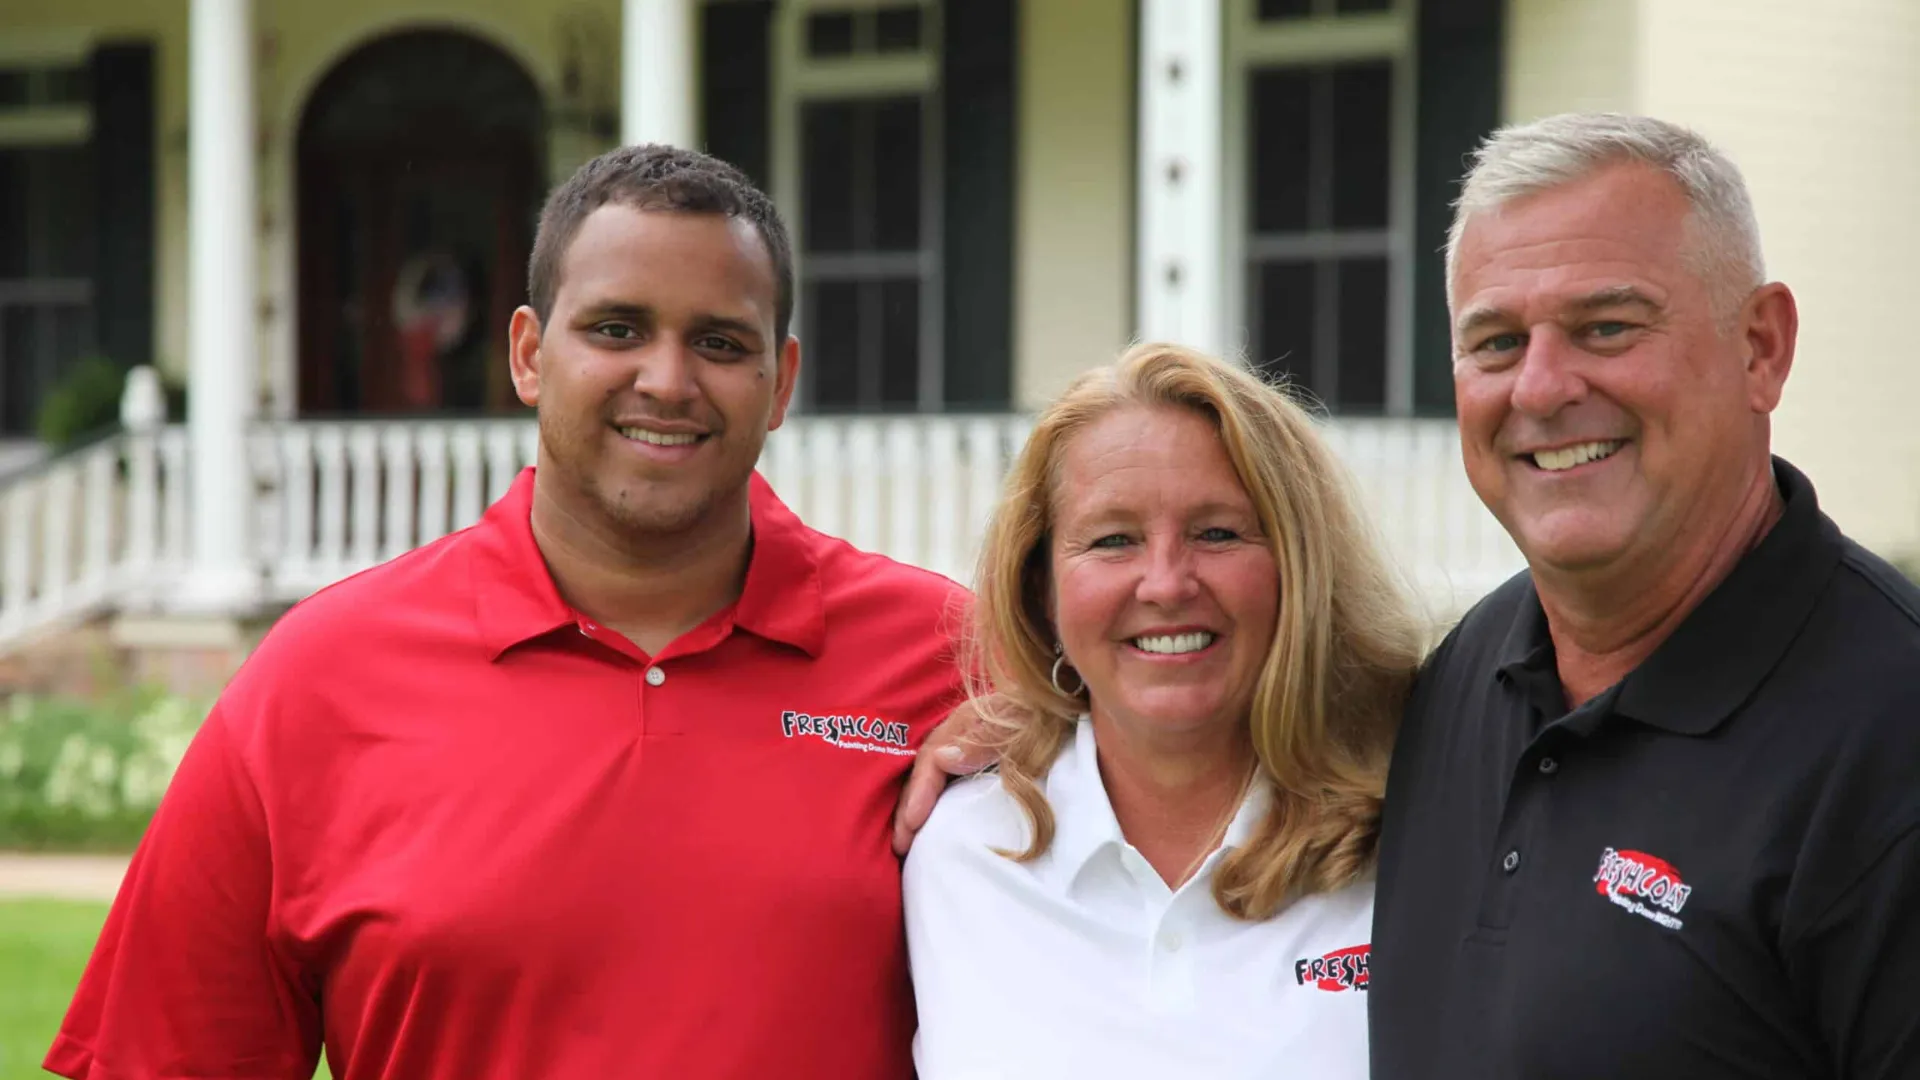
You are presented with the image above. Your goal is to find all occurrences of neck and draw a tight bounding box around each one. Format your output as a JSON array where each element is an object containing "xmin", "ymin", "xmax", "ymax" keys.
[
  {"xmin": 1090, "ymin": 710, "xmax": 1256, "ymax": 890},
  {"xmin": 1536, "ymin": 460, "xmax": 1782, "ymax": 708},
  {"xmin": 530, "ymin": 476, "xmax": 754, "ymax": 657}
]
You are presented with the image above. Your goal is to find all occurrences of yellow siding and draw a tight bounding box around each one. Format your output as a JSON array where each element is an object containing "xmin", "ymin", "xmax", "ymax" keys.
[
  {"xmin": 1013, "ymin": 0, "xmax": 1135, "ymax": 409},
  {"xmin": 1638, "ymin": 0, "xmax": 1920, "ymax": 562}
]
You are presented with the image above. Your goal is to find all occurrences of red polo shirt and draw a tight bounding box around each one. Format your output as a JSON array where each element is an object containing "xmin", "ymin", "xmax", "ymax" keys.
[{"xmin": 46, "ymin": 468, "xmax": 969, "ymax": 1080}]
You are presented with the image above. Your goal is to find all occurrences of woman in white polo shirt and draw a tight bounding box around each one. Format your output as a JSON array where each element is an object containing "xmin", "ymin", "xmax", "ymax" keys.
[{"xmin": 903, "ymin": 342, "xmax": 1427, "ymax": 1079}]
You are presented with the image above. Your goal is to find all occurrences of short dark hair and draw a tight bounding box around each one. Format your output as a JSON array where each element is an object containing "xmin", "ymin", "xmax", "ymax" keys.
[{"xmin": 527, "ymin": 143, "xmax": 795, "ymax": 342}]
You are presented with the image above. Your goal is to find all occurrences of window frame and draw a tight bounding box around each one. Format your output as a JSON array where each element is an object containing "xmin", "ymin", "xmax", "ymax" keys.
[
  {"xmin": 1222, "ymin": 0, "xmax": 1418, "ymax": 415},
  {"xmin": 771, "ymin": 0, "xmax": 946, "ymax": 414}
]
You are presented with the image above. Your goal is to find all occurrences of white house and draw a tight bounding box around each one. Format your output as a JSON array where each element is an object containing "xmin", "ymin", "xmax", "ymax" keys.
[{"xmin": 0, "ymin": 0, "xmax": 1915, "ymax": 665}]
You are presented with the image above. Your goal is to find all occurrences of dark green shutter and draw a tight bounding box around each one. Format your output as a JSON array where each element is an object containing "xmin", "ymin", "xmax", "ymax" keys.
[
  {"xmin": 700, "ymin": 1, "xmax": 774, "ymax": 190},
  {"xmin": 939, "ymin": 0, "xmax": 1016, "ymax": 409},
  {"xmin": 1411, "ymin": 0, "xmax": 1502, "ymax": 415},
  {"xmin": 90, "ymin": 40, "xmax": 156, "ymax": 370}
]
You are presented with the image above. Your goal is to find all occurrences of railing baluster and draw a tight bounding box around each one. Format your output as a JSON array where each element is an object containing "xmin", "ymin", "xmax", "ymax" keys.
[
  {"xmin": 886, "ymin": 419, "xmax": 921, "ymax": 569},
  {"xmin": 415, "ymin": 425, "xmax": 450, "ymax": 544},
  {"xmin": 126, "ymin": 428, "xmax": 160, "ymax": 587},
  {"xmin": 847, "ymin": 421, "xmax": 881, "ymax": 554},
  {"xmin": 315, "ymin": 426, "xmax": 348, "ymax": 578},
  {"xmin": 381, "ymin": 425, "xmax": 416, "ymax": 561},
  {"xmin": 40, "ymin": 462, "xmax": 75, "ymax": 611},
  {"xmin": 926, "ymin": 419, "xmax": 962, "ymax": 584},
  {"xmin": 964, "ymin": 419, "xmax": 1005, "ymax": 579},
  {"xmin": 349, "ymin": 425, "xmax": 382, "ymax": 571},
  {"xmin": 2, "ymin": 486, "xmax": 33, "ymax": 632},
  {"xmin": 160, "ymin": 427, "xmax": 189, "ymax": 575},
  {"xmin": 81, "ymin": 445, "xmax": 114, "ymax": 602},
  {"xmin": 451, "ymin": 426, "xmax": 484, "ymax": 529},
  {"xmin": 277, "ymin": 426, "xmax": 315, "ymax": 594},
  {"xmin": 486, "ymin": 425, "xmax": 520, "ymax": 504},
  {"xmin": 807, "ymin": 421, "xmax": 844, "ymax": 541}
]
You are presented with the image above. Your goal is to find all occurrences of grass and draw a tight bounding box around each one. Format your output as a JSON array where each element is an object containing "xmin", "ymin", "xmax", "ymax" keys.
[
  {"xmin": 0, "ymin": 899, "xmax": 105, "ymax": 1079},
  {"xmin": 0, "ymin": 900, "xmax": 329, "ymax": 1079}
]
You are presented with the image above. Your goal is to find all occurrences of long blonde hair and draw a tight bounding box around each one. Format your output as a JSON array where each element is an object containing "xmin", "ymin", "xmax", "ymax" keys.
[{"xmin": 965, "ymin": 342, "xmax": 1428, "ymax": 920}]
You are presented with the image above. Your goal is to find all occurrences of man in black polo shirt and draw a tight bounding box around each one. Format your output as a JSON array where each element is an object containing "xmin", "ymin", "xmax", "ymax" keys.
[{"xmin": 1369, "ymin": 112, "xmax": 1920, "ymax": 1078}]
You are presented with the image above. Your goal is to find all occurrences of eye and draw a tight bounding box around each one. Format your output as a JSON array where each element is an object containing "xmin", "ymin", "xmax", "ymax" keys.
[
  {"xmin": 1477, "ymin": 332, "xmax": 1525, "ymax": 354},
  {"xmin": 1089, "ymin": 533, "xmax": 1132, "ymax": 549},
  {"xmin": 695, "ymin": 334, "xmax": 746, "ymax": 355},
  {"xmin": 1197, "ymin": 526, "xmax": 1241, "ymax": 543},
  {"xmin": 1589, "ymin": 320, "xmax": 1632, "ymax": 338},
  {"xmin": 594, "ymin": 322, "xmax": 639, "ymax": 341}
]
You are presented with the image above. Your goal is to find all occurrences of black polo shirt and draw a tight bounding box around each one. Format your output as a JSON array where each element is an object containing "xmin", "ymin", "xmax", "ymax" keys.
[{"xmin": 1370, "ymin": 457, "xmax": 1920, "ymax": 1079}]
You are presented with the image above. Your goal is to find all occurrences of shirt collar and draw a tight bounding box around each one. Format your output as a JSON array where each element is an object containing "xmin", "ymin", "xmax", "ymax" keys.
[
  {"xmin": 1493, "ymin": 456, "xmax": 1842, "ymax": 736},
  {"xmin": 468, "ymin": 467, "xmax": 826, "ymax": 661},
  {"xmin": 1043, "ymin": 716, "xmax": 1273, "ymax": 892}
]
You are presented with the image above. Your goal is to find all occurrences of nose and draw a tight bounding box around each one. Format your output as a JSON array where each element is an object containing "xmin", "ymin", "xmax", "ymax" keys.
[
  {"xmin": 1135, "ymin": 535, "xmax": 1201, "ymax": 608},
  {"xmin": 1509, "ymin": 325, "xmax": 1588, "ymax": 419},
  {"xmin": 631, "ymin": 340, "xmax": 700, "ymax": 407}
]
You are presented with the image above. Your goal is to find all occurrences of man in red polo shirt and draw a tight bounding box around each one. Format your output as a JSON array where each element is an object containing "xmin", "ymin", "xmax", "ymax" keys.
[{"xmin": 46, "ymin": 145, "xmax": 969, "ymax": 1079}]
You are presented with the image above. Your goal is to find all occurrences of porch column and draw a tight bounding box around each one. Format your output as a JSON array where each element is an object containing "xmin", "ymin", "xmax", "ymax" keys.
[
  {"xmin": 181, "ymin": 0, "xmax": 258, "ymax": 609},
  {"xmin": 622, "ymin": 0, "xmax": 696, "ymax": 147},
  {"xmin": 1135, "ymin": 0, "xmax": 1225, "ymax": 354}
]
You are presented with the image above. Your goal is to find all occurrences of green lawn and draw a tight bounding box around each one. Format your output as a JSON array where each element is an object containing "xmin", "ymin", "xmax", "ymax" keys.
[
  {"xmin": 0, "ymin": 899, "xmax": 104, "ymax": 1080},
  {"xmin": 0, "ymin": 901, "xmax": 329, "ymax": 1079}
]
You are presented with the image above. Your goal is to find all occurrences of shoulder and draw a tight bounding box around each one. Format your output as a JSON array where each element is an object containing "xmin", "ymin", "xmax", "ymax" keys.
[
  {"xmin": 811, "ymin": 530, "xmax": 973, "ymax": 621},
  {"xmin": 220, "ymin": 527, "xmax": 482, "ymax": 721},
  {"xmin": 903, "ymin": 771, "xmax": 1030, "ymax": 887}
]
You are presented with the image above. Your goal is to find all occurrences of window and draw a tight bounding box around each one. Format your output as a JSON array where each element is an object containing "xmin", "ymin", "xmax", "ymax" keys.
[
  {"xmin": 1226, "ymin": 0, "xmax": 1412, "ymax": 415},
  {"xmin": 775, "ymin": 1, "xmax": 941, "ymax": 413},
  {"xmin": 0, "ymin": 58, "xmax": 97, "ymax": 437}
]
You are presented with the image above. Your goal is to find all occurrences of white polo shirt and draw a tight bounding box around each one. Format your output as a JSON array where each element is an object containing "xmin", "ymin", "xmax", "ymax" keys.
[{"xmin": 904, "ymin": 718, "xmax": 1373, "ymax": 1080}]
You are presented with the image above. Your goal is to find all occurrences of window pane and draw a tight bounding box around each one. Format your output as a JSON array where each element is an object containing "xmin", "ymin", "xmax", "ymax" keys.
[
  {"xmin": 806, "ymin": 12, "xmax": 855, "ymax": 57},
  {"xmin": 802, "ymin": 101, "xmax": 857, "ymax": 252},
  {"xmin": 878, "ymin": 278, "xmax": 920, "ymax": 407},
  {"xmin": 1330, "ymin": 61, "xmax": 1392, "ymax": 229},
  {"xmin": 1252, "ymin": 261, "xmax": 1318, "ymax": 401},
  {"xmin": 0, "ymin": 146, "xmax": 94, "ymax": 278},
  {"xmin": 872, "ymin": 97, "xmax": 922, "ymax": 250},
  {"xmin": 1336, "ymin": 257, "xmax": 1389, "ymax": 411},
  {"xmin": 1257, "ymin": 0, "xmax": 1313, "ymax": 19},
  {"xmin": 808, "ymin": 282, "xmax": 862, "ymax": 409},
  {"xmin": 1250, "ymin": 69, "xmax": 1311, "ymax": 233},
  {"xmin": 875, "ymin": 6, "xmax": 924, "ymax": 52}
]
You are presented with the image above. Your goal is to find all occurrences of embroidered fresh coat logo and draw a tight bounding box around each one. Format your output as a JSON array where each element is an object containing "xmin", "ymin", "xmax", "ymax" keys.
[
  {"xmin": 1294, "ymin": 944, "xmax": 1369, "ymax": 992},
  {"xmin": 1593, "ymin": 847, "xmax": 1692, "ymax": 930},
  {"xmin": 780, "ymin": 711, "xmax": 914, "ymax": 756}
]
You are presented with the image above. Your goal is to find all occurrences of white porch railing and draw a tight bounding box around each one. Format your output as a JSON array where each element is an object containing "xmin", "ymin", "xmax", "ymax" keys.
[{"xmin": 0, "ymin": 411, "xmax": 1524, "ymax": 655}]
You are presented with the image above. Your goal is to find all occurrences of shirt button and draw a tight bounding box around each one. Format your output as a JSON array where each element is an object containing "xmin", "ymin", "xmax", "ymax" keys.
[
  {"xmin": 1538, "ymin": 756, "xmax": 1559, "ymax": 775},
  {"xmin": 1502, "ymin": 849, "xmax": 1522, "ymax": 874},
  {"xmin": 645, "ymin": 666, "xmax": 666, "ymax": 687},
  {"xmin": 1162, "ymin": 932, "xmax": 1185, "ymax": 952}
]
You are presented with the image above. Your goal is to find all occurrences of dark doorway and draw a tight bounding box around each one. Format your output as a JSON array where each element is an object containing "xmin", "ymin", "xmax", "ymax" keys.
[{"xmin": 296, "ymin": 29, "xmax": 544, "ymax": 416}]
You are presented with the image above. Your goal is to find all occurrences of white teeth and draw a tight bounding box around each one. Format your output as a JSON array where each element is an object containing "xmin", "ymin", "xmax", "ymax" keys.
[
  {"xmin": 1133, "ymin": 632, "xmax": 1215, "ymax": 655},
  {"xmin": 619, "ymin": 426, "xmax": 701, "ymax": 447},
  {"xmin": 1532, "ymin": 440, "xmax": 1624, "ymax": 472}
]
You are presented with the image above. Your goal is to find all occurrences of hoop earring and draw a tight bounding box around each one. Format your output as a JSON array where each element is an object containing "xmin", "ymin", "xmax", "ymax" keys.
[{"xmin": 1050, "ymin": 643, "xmax": 1085, "ymax": 698}]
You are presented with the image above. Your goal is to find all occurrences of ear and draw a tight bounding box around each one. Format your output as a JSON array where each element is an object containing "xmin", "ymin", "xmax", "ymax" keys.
[
  {"xmin": 508, "ymin": 305, "xmax": 545, "ymax": 407},
  {"xmin": 767, "ymin": 334, "xmax": 802, "ymax": 431},
  {"xmin": 1739, "ymin": 282, "xmax": 1797, "ymax": 414}
]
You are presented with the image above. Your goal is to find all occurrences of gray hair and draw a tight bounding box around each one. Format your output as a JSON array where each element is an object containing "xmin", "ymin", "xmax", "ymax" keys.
[{"xmin": 1445, "ymin": 112, "xmax": 1765, "ymax": 319}]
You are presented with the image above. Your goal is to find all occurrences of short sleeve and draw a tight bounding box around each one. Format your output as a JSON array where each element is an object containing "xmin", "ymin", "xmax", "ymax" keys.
[
  {"xmin": 1789, "ymin": 824, "xmax": 1920, "ymax": 1080},
  {"xmin": 43, "ymin": 701, "xmax": 322, "ymax": 1079}
]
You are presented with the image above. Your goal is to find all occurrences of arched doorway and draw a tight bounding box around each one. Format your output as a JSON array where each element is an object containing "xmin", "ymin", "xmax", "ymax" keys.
[{"xmin": 296, "ymin": 29, "xmax": 545, "ymax": 415}]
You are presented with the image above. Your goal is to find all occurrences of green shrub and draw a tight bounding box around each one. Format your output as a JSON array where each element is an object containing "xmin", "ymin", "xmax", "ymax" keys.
[
  {"xmin": 0, "ymin": 689, "xmax": 208, "ymax": 852},
  {"xmin": 33, "ymin": 357, "xmax": 129, "ymax": 450}
]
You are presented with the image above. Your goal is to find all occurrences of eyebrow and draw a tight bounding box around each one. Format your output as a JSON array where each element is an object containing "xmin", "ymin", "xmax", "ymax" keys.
[
  {"xmin": 1454, "ymin": 285, "xmax": 1664, "ymax": 339},
  {"xmin": 577, "ymin": 301, "xmax": 765, "ymax": 341}
]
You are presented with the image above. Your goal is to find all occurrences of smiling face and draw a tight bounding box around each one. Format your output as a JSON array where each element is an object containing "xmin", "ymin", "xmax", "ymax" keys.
[
  {"xmin": 1048, "ymin": 405, "xmax": 1280, "ymax": 742},
  {"xmin": 509, "ymin": 204, "xmax": 798, "ymax": 542},
  {"xmin": 1449, "ymin": 161, "xmax": 1777, "ymax": 577}
]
